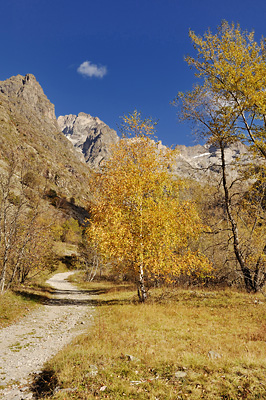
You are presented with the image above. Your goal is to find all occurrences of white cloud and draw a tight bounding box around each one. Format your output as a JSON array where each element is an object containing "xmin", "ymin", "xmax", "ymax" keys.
[{"xmin": 77, "ymin": 61, "xmax": 107, "ymax": 78}]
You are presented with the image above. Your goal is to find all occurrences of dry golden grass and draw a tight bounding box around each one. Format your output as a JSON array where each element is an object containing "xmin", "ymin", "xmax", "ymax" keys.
[
  {"xmin": 39, "ymin": 280, "xmax": 266, "ymax": 400},
  {"xmin": 0, "ymin": 289, "xmax": 41, "ymax": 328},
  {"xmin": 0, "ymin": 266, "xmax": 68, "ymax": 328},
  {"xmin": 53, "ymin": 242, "xmax": 79, "ymax": 257}
]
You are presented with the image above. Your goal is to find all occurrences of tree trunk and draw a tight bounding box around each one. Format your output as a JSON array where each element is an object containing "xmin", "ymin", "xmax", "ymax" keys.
[
  {"xmin": 220, "ymin": 142, "xmax": 254, "ymax": 292},
  {"xmin": 138, "ymin": 264, "xmax": 147, "ymax": 302},
  {"xmin": 85, "ymin": 254, "xmax": 99, "ymax": 282},
  {"xmin": 0, "ymin": 267, "xmax": 6, "ymax": 294}
]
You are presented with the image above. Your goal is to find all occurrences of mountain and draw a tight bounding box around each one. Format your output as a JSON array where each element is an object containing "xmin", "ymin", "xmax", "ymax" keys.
[
  {"xmin": 173, "ymin": 142, "xmax": 249, "ymax": 181},
  {"xmin": 58, "ymin": 113, "xmax": 119, "ymax": 169},
  {"xmin": 57, "ymin": 111, "xmax": 248, "ymax": 181},
  {"xmin": 0, "ymin": 73, "xmax": 58, "ymax": 132},
  {"xmin": 0, "ymin": 74, "xmax": 91, "ymax": 203},
  {"xmin": 0, "ymin": 73, "xmax": 249, "ymax": 193}
]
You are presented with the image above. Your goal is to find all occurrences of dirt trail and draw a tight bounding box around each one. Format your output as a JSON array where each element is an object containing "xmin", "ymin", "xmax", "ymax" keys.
[{"xmin": 0, "ymin": 271, "xmax": 94, "ymax": 399}]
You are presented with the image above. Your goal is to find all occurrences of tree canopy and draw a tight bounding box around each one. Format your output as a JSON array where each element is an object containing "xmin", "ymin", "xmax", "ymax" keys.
[
  {"xmin": 178, "ymin": 21, "xmax": 266, "ymax": 156},
  {"xmin": 174, "ymin": 21, "xmax": 266, "ymax": 292},
  {"xmin": 87, "ymin": 111, "xmax": 211, "ymax": 301}
]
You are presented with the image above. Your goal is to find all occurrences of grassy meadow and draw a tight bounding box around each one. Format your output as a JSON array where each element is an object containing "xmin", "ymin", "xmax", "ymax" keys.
[{"xmin": 36, "ymin": 275, "xmax": 266, "ymax": 400}]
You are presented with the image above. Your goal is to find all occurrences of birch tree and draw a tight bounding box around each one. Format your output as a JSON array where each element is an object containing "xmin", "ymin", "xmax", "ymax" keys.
[
  {"xmin": 87, "ymin": 111, "xmax": 211, "ymax": 301},
  {"xmin": 174, "ymin": 21, "xmax": 266, "ymax": 292}
]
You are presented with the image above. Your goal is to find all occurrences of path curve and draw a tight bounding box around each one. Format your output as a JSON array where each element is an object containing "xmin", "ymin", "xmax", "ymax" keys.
[{"xmin": 0, "ymin": 271, "xmax": 94, "ymax": 399}]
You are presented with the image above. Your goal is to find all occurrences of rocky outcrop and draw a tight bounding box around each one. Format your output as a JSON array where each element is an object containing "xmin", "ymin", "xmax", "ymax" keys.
[
  {"xmin": 57, "ymin": 106, "xmax": 249, "ymax": 179},
  {"xmin": 0, "ymin": 74, "xmax": 91, "ymax": 201},
  {"xmin": 0, "ymin": 74, "xmax": 58, "ymax": 132},
  {"xmin": 174, "ymin": 142, "xmax": 249, "ymax": 181},
  {"xmin": 58, "ymin": 113, "xmax": 119, "ymax": 169}
]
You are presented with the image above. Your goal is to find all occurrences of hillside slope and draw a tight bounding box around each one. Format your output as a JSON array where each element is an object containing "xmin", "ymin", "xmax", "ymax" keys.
[{"xmin": 0, "ymin": 74, "xmax": 91, "ymax": 203}]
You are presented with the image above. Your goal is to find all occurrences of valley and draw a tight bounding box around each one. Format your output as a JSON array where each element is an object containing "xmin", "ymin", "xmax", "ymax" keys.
[{"xmin": 0, "ymin": 70, "xmax": 265, "ymax": 399}]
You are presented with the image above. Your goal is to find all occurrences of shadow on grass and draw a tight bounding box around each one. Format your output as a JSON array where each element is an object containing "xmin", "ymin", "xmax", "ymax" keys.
[
  {"xmin": 45, "ymin": 287, "xmax": 135, "ymax": 306},
  {"xmin": 14, "ymin": 286, "xmax": 136, "ymax": 307},
  {"xmin": 45, "ymin": 297, "xmax": 134, "ymax": 306},
  {"xmin": 30, "ymin": 368, "xmax": 58, "ymax": 399},
  {"xmin": 13, "ymin": 287, "xmax": 53, "ymax": 304}
]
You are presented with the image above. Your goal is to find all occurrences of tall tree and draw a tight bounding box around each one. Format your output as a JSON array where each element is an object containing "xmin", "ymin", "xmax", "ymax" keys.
[
  {"xmin": 0, "ymin": 155, "xmax": 56, "ymax": 293},
  {"xmin": 87, "ymin": 111, "xmax": 211, "ymax": 301},
  {"xmin": 174, "ymin": 21, "xmax": 266, "ymax": 292}
]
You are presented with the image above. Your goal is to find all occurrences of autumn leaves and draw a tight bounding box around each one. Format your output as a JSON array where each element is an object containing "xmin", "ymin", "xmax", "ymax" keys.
[
  {"xmin": 175, "ymin": 21, "xmax": 266, "ymax": 292},
  {"xmin": 87, "ymin": 111, "xmax": 211, "ymax": 301}
]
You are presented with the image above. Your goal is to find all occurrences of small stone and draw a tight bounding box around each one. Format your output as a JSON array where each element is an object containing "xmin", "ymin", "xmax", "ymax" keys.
[
  {"xmin": 174, "ymin": 371, "xmax": 187, "ymax": 379},
  {"xmin": 208, "ymin": 350, "xmax": 222, "ymax": 360},
  {"xmin": 88, "ymin": 365, "xmax": 98, "ymax": 376},
  {"xmin": 100, "ymin": 386, "xmax": 107, "ymax": 391},
  {"xmin": 20, "ymin": 386, "xmax": 29, "ymax": 392},
  {"xmin": 55, "ymin": 387, "xmax": 77, "ymax": 394},
  {"xmin": 22, "ymin": 393, "xmax": 33, "ymax": 399},
  {"xmin": 130, "ymin": 380, "xmax": 143, "ymax": 385},
  {"xmin": 254, "ymin": 299, "xmax": 263, "ymax": 305},
  {"xmin": 126, "ymin": 354, "xmax": 139, "ymax": 362}
]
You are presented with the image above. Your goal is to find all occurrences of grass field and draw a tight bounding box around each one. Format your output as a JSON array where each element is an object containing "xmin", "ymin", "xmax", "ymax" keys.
[{"xmin": 37, "ymin": 275, "xmax": 266, "ymax": 400}]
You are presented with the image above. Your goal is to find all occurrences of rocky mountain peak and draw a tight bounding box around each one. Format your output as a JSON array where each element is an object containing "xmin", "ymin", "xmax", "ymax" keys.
[
  {"xmin": 0, "ymin": 73, "xmax": 58, "ymax": 131},
  {"xmin": 0, "ymin": 73, "xmax": 92, "ymax": 201},
  {"xmin": 58, "ymin": 112, "xmax": 119, "ymax": 169}
]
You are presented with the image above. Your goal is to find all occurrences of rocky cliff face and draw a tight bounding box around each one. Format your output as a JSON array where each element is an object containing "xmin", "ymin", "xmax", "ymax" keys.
[
  {"xmin": 57, "ymin": 107, "xmax": 249, "ymax": 179},
  {"xmin": 174, "ymin": 142, "xmax": 249, "ymax": 181},
  {"xmin": 0, "ymin": 74, "xmax": 91, "ymax": 202},
  {"xmin": 0, "ymin": 74, "xmax": 58, "ymax": 132},
  {"xmin": 58, "ymin": 113, "xmax": 119, "ymax": 169}
]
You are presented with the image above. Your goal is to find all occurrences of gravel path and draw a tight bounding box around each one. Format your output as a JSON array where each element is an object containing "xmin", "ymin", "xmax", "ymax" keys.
[{"xmin": 0, "ymin": 272, "xmax": 94, "ymax": 399}]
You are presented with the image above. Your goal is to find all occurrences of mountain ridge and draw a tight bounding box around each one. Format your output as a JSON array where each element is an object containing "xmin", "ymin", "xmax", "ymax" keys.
[
  {"xmin": 58, "ymin": 112, "xmax": 119, "ymax": 169},
  {"xmin": 0, "ymin": 73, "xmax": 91, "ymax": 203},
  {"xmin": 0, "ymin": 73, "xmax": 250, "ymax": 187}
]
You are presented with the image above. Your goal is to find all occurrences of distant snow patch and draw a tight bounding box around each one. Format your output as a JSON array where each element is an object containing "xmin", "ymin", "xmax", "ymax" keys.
[{"xmin": 192, "ymin": 153, "xmax": 210, "ymax": 159}]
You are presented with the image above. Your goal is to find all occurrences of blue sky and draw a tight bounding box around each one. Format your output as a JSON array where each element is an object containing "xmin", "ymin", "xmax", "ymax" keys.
[{"xmin": 1, "ymin": 0, "xmax": 266, "ymax": 147}]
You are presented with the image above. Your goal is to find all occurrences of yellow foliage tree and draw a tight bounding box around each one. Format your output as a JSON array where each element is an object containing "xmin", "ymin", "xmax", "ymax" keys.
[
  {"xmin": 174, "ymin": 21, "xmax": 266, "ymax": 292},
  {"xmin": 184, "ymin": 21, "xmax": 266, "ymax": 156},
  {"xmin": 87, "ymin": 111, "xmax": 211, "ymax": 301}
]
